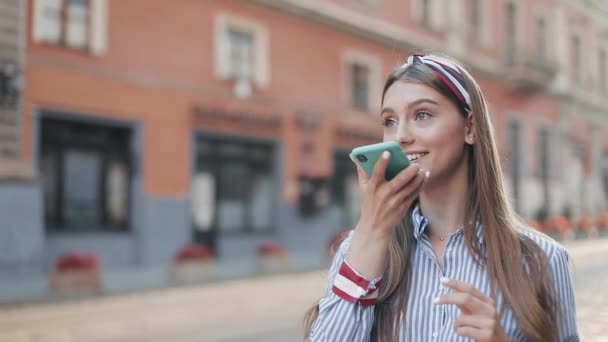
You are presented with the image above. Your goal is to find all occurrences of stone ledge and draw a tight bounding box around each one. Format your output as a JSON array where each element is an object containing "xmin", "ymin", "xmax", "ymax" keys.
[{"xmin": 0, "ymin": 158, "xmax": 34, "ymax": 181}]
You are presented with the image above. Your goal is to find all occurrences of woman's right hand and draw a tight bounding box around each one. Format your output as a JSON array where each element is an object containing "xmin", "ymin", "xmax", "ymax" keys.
[{"xmin": 351, "ymin": 150, "xmax": 428, "ymax": 241}]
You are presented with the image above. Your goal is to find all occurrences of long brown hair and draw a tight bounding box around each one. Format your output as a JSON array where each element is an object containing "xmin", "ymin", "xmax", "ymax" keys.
[{"xmin": 304, "ymin": 54, "xmax": 559, "ymax": 341}]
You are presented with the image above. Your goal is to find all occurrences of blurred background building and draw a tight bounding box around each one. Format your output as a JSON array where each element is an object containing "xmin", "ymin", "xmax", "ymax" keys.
[{"xmin": 1, "ymin": 0, "xmax": 607, "ymax": 299}]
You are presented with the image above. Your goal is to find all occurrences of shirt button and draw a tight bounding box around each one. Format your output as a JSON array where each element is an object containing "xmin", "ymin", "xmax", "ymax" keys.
[{"xmin": 432, "ymin": 331, "xmax": 439, "ymax": 338}]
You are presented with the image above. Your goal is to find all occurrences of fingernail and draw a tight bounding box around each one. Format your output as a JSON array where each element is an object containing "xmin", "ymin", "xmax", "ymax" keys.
[
  {"xmin": 425, "ymin": 171, "xmax": 431, "ymax": 178},
  {"xmin": 383, "ymin": 151, "xmax": 391, "ymax": 159},
  {"xmin": 440, "ymin": 277, "xmax": 450, "ymax": 284},
  {"xmin": 432, "ymin": 297, "xmax": 440, "ymax": 304}
]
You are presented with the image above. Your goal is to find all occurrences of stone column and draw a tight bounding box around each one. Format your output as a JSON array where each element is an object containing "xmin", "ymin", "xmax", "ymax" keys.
[{"xmin": 0, "ymin": 0, "xmax": 30, "ymax": 180}]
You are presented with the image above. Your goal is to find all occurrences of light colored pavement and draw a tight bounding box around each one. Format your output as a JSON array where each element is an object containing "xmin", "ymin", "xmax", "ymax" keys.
[{"xmin": 0, "ymin": 237, "xmax": 607, "ymax": 342}]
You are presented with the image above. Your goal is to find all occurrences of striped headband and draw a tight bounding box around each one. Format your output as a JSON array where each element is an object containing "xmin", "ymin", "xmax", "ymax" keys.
[{"xmin": 404, "ymin": 54, "xmax": 472, "ymax": 113}]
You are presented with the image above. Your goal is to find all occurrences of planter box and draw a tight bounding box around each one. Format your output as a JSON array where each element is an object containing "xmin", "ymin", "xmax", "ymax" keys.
[
  {"xmin": 49, "ymin": 269, "xmax": 102, "ymax": 294},
  {"xmin": 169, "ymin": 260, "xmax": 215, "ymax": 284}
]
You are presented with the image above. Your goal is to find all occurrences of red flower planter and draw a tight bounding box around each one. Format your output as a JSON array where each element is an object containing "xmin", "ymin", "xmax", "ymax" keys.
[
  {"xmin": 527, "ymin": 220, "xmax": 545, "ymax": 232},
  {"xmin": 170, "ymin": 243, "xmax": 215, "ymax": 284},
  {"xmin": 545, "ymin": 216, "xmax": 571, "ymax": 233},
  {"xmin": 256, "ymin": 241, "xmax": 287, "ymax": 257},
  {"xmin": 576, "ymin": 216, "xmax": 595, "ymax": 232},
  {"xmin": 55, "ymin": 252, "xmax": 99, "ymax": 272},
  {"xmin": 50, "ymin": 251, "xmax": 102, "ymax": 293},
  {"xmin": 597, "ymin": 213, "xmax": 608, "ymax": 231},
  {"xmin": 256, "ymin": 241, "xmax": 289, "ymax": 274},
  {"xmin": 174, "ymin": 243, "xmax": 215, "ymax": 263}
]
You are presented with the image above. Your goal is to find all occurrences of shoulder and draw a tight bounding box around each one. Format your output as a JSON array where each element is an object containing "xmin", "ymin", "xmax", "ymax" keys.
[{"xmin": 518, "ymin": 226, "xmax": 570, "ymax": 263}]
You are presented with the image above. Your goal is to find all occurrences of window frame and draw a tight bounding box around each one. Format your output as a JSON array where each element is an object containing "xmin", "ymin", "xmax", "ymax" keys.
[
  {"xmin": 351, "ymin": 63, "xmax": 371, "ymax": 111},
  {"xmin": 32, "ymin": 0, "xmax": 108, "ymax": 55},
  {"xmin": 214, "ymin": 12, "xmax": 270, "ymax": 89},
  {"xmin": 342, "ymin": 49, "xmax": 382, "ymax": 113},
  {"xmin": 192, "ymin": 135, "xmax": 278, "ymax": 235},
  {"xmin": 39, "ymin": 113, "xmax": 134, "ymax": 234}
]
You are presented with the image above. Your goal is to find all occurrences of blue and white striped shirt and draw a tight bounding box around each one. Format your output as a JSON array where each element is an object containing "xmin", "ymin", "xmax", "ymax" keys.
[{"xmin": 311, "ymin": 206, "xmax": 579, "ymax": 341}]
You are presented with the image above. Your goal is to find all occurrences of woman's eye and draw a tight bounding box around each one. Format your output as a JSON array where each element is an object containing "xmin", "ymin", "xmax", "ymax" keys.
[
  {"xmin": 414, "ymin": 111, "xmax": 431, "ymax": 121},
  {"xmin": 382, "ymin": 118, "xmax": 397, "ymax": 127}
]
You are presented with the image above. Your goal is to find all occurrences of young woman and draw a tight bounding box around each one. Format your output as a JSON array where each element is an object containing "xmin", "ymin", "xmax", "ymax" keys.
[{"xmin": 303, "ymin": 54, "xmax": 578, "ymax": 341}]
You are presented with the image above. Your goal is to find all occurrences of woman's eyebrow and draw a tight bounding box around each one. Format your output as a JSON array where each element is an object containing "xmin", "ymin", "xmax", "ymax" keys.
[
  {"xmin": 381, "ymin": 98, "xmax": 439, "ymax": 116},
  {"xmin": 380, "ymin": 107, "xmax": 394, "ymax": 116},
  {"xmin": 407, "ymin": 98, "xmax": 439, "ymax": 109}
]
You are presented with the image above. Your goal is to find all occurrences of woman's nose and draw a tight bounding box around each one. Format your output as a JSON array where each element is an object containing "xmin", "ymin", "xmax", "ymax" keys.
[{"xmin": 395, "ymin": 123, "xmax": 414, "ymax": 145}]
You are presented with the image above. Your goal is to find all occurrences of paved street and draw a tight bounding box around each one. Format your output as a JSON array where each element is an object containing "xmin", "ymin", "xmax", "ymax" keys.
[{"xmin": 0, "ymin": 237, "xmax": 607, "ymax": 342}]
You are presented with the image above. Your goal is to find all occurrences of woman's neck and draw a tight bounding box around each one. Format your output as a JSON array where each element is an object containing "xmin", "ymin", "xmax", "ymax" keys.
[{"xmin": 418, "ymin": 160, "xmax": 470, "ymax": 239}]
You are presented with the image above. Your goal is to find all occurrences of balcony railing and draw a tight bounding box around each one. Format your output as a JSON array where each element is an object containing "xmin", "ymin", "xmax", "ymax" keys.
[{"xmin": 502, "ymin": 51, "xmax": 558, "ymax": 92}]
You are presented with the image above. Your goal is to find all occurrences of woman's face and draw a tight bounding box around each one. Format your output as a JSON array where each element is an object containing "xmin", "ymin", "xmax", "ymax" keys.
[{"xmin": 381, "ymin": 80, "xmax": 472, "ymax": 184}]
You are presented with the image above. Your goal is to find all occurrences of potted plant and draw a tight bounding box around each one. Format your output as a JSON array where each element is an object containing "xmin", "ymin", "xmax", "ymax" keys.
[
  {"xmin": 545, "ymin": 215, "xmax": 573, "ymax": 240},
  {"xmin": 49, "ymin": 251, "xmax": 102, "ymax": 295},
  {"xmin": 597, "ymin": 213, "xmax": 608, "ymax": 233},
  {"xmin": 576, "ymin": 215, "xmax": 597, "ymax": 238},
  {"xmin": 170, "ymin": 243, "xmax": 215, "ymax": 284},
  {"xmin": 256, "ymin": 240, "xmax": 290, "ymax": 274},
  {"xmin": 527, "ymin": 220, "xmax": 545, "ymax": 232}
]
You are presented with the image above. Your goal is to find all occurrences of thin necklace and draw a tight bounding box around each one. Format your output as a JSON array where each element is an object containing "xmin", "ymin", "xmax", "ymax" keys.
[{"xmin": 428, "ymin": 230, "xmax": 448, "ymax": 242}]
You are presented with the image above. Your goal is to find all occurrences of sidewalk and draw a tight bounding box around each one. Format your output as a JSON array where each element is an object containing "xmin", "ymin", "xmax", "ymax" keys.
[
  {"xmin": 0, "ymin": 237, "xmax": 606, "ymax": 341},
  {"xmin": 3, "ymin": 233, "xmax": 604, "ymax": 305}
]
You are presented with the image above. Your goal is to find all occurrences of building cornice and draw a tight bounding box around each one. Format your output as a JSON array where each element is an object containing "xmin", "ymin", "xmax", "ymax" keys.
[{"xmin": 248, "ymin": 0, "xmax": 501, "ymax": 76}]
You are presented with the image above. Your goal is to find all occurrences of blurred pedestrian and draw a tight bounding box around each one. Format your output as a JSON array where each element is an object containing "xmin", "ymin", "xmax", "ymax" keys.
[{"xmin": 303, "ymin": 54, "xmax": 578, "ymax": 341}]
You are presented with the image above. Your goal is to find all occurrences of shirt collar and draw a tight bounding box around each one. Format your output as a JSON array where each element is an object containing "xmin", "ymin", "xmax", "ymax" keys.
[{"xmin": 411, "ymin": 204, "xmax": 484, "ymax": 245}]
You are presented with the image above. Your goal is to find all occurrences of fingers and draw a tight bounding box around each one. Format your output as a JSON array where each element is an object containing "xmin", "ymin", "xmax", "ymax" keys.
[
  {"xmin": 382, "ymin": 163, "xmax": 421, "ymax": 195},
  {"xmin": 390, "ymin": 169, "xmax": 426, "ymax": 209},
  {"xmin": 433, "ymin": 292, "xmax": 492, "ymax": 315},
  {"xmin": 434, "ymin": 279, "xmax": 502, "ymax": 341},
  {"xmin": 454, "ymin": 314, "xmax": 496, "ymax": 330},
  {"xmin": 441, "ymin": 278, "xmax": 495, "ymax": 306},
  {"xmin": 369, "ymin": 150, "xmax": 391, "ymax": 185}
]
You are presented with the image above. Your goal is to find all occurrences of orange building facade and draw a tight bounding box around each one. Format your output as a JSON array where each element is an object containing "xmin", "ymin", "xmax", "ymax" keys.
[{"xmin": 1, "ymin": 0, "xmax": 608, "ymax": 293}]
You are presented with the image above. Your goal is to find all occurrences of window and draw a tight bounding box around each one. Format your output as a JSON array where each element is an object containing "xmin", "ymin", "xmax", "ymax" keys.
[
  {"xmin": 572, "ymin": 35, "xmax": 582, "ymax": 86},
  {"xmin": 509, "ymin": 120, "xmax": 522, "ymax": 213},
  {"xmin": 351, "ymin": 63, "xmax": 370, "ymax": 110},
  {"xmin": 468, "ymin": 0, "xmax": 481, "ymax": 43},
  {"xmin": 343, "ymin": 50, "xmax": 382, "ymax": 112},
  {"xmin": 331, "ymin": 151, "xmax": 359, "ymax": 227},
  {"xmin": 538, "ymin": 127, "xmax": 550, "ymax": 210},
  {"xmin": 40, "ymin": 115, "xmax": 132, "ymax": 232},
  {"xmin": 214, "ymin": 13, "xmax": 270, "ymax": 88},
  {"xmin": 226, "ymin": 28, "xmax": 254, "ymax": 81},
  {"xmin": 600, "ymin": 49, "xmax": 607, "ymax": 95},
  {"xmin": 538, "ymin": 127, "xmax": 550, "ymax": 181},
  {"xmin": 353, "ymin": 0, "xmax": 377, "ymax": 6},
  {"xmin": 505, "ymin": 2, "xmax": 517, "ymax": 64},
  {"xmin": 32, "ymin": 0, "xmax": 107, "ymax": 54},
  {"xmin": 421, "ymin": 0, "xmax": 431, "ymax": 26},
  {"xmin": 192, "ymin": 137, "xmax": 276, "ymax": 234},
  {"xmin": 536, "ymin": 17, "xmax": 547, "ymax": 62}
]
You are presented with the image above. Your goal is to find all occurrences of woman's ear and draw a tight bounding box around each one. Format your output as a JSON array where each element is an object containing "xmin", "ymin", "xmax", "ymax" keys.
[{"xmin": 464, "ymin": 113, "xmax": 475, "ymax": 145}]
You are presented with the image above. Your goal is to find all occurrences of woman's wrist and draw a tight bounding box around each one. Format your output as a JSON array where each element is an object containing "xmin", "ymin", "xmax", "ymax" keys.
[
  {"xmin": 354, "ymin": 222, "xmax": 392, "ymax": 243},
  {"xmin": 344, "ymin": 226, "xmax": 390, "ymax": 280}
]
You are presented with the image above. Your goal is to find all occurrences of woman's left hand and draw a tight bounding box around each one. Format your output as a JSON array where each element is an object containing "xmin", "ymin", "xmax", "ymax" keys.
[{"xmin": 433, "ymin": 278, "xmax": 509, "ymax": 342}]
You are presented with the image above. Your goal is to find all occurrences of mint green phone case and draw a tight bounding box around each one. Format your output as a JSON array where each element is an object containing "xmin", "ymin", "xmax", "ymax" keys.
[{"xmin": 351, "ymin": 141, "xmax": 411, "ymax": 180}]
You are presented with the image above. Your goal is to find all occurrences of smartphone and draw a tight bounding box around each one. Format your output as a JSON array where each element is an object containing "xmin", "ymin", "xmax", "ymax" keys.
[{"xmin": 351, "ymin": 141, "xmax": 411, "ymax": 181}]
